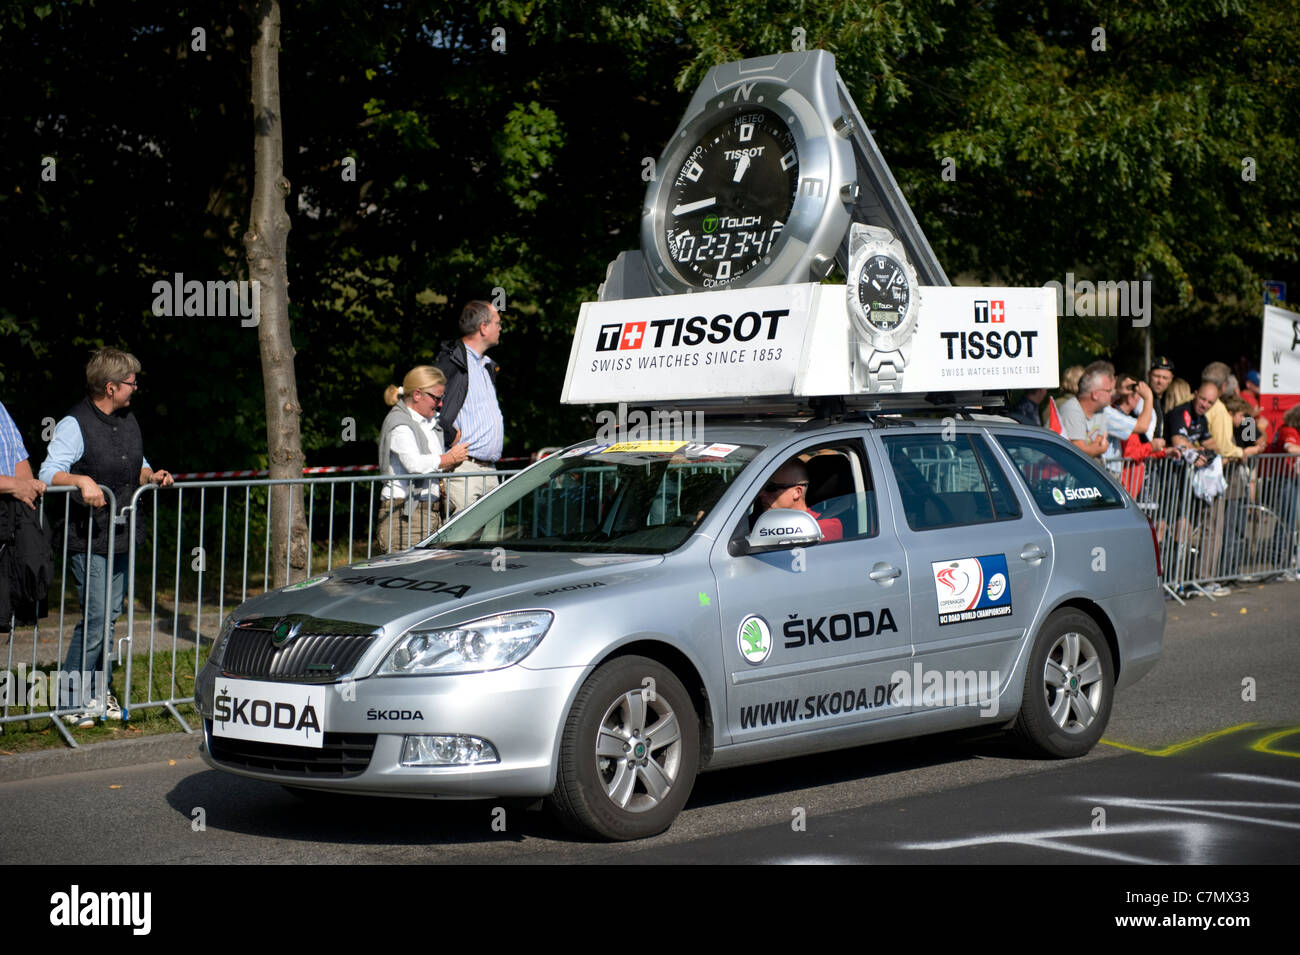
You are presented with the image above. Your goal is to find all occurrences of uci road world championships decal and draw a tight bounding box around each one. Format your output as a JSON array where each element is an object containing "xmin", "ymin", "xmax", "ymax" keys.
[{"xmin": 931, "ymin": 554, "xmax": 1012, "ymax": 626}]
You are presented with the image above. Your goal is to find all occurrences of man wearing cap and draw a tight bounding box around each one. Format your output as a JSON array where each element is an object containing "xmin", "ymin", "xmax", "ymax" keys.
[
  {"xmin": 1242, "ymin": 370, "xmax": 1261, "ymax": 409},
  {"xmin": 1146, "ymin": 357, "xmax": 1175, "ymax": 448}
]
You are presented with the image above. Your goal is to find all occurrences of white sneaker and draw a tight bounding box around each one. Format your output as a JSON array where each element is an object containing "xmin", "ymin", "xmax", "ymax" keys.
[
  {"xmin": 62, "ymin": 711, "xmax": 96, "ymax": 729},
  {"xmin": 1205, "ymin": 582, "xmax": 1232, "ymax": 597},
  {"xmin": 103, "ymin": 694, "xmax": 123, "ymax": 720}
]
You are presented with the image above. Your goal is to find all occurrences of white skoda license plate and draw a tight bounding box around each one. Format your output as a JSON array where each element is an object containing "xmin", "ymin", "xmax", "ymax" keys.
[{"xmin": 212, "ymin": 678, "xmax": 326, "ymax": 749}]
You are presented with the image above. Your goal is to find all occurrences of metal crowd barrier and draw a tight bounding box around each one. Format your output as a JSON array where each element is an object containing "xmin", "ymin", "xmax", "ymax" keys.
[
  {"xmin": 1, "ymin": 469, "xmax": 518, "ymax": 745},
  {"xmin": 1, "ymin": 484, "xmax": 117, "ymax": 747},
  {"xmin": 1117, "ymin": 453, "xmax": 1299, "ymax": 603},
  {"xmin": 117, "ymin": 467, "xmax": 520, "ymax": 730}
]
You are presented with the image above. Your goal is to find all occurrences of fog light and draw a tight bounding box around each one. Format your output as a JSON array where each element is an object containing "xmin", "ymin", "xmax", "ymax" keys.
[{"xmin": 401, "ymin": 734, "xmax": 499, "ymax": 766}]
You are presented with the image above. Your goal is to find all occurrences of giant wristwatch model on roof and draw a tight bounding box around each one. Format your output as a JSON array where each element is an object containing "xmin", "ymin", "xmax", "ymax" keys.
[
  {"xmin": 846, "ymin": 223, "xmax": 921, "ymax": 392},
  {"xmin": 599, "ymin": 49, "xmax": 948, "ymax": 302},
  {"xmin": 639, "ymin": 51, "xmax": 853, "ymax": 294}
]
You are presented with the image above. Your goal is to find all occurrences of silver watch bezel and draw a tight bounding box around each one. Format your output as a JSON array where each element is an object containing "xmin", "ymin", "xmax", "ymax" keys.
[{"xmin": 640, "ymin": 53, "xmax": 855, "ymax": 295}]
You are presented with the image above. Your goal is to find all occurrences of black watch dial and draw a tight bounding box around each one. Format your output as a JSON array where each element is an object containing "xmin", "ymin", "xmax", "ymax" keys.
[
  {"xmin": 662, "ymin": 106, "xmax": 799, "ymax": 288},
  {"xmin": 856, "ymin": 253, "xmax": 911, "ymax": 330}
]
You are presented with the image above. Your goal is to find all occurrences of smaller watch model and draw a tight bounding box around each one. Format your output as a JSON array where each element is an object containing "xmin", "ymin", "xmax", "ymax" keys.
[{"xmin": 845, "ymin": 224, "xmax": 921, "ymax": 392}]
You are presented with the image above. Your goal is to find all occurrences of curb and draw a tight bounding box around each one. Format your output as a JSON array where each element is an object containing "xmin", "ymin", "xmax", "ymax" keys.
[{"xmin": 0, "ymin": 731, "xmax": 203, "ymax": 784}]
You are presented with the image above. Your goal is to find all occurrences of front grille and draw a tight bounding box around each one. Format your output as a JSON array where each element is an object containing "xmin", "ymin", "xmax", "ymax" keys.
[
  {"xmin": 222, "ymin": 617, "xmax": 378, "ymax": 683},
  {"xmin": 206, "ymin": 720, "xmax": 376, "ymax": 778}
]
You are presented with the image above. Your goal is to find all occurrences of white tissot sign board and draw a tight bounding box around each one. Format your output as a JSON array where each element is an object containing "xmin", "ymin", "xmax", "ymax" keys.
[
  {"xmin": 1259, "ymin": 304, "xmax": 1300, "ymax": 411},
  {"xmin": 562, "ymin": 283, "xmax": 1058, "ymax": 404}
]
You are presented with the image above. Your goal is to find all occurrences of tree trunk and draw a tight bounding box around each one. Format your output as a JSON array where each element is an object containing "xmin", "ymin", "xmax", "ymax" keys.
[{"xmin": 244, "ymin": 0, "xmax": 308, "ymax": 586}]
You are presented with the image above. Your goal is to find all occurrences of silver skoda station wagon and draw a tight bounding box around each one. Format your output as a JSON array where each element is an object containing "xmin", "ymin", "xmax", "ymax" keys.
[{"xmin": 196, "ymin": 417, "xmax": 1164, "ymax": 840}]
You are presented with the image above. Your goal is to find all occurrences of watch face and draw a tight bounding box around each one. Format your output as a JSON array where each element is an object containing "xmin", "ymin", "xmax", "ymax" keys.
[
  {"xmin": 856, "ymin": 253, "xmax": 912, "ymax": 330},
  {"xmin": 662, "ymin": 107, "xmax": 799, "ymax": 288}
]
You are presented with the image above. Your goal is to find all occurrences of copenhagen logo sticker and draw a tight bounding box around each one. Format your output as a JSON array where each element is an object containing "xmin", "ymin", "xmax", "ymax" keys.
[
  {"xmin": 932, "ymin": 555, "xmax": 1013, "ymax": 626},
  {"xmin": 737, "ymin": 614, "xmax": 772, "ymax": 664}
]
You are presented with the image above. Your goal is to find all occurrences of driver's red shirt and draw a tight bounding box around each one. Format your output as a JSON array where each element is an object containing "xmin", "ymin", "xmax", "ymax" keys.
[{"xmin": 807, "ymin": 507, "xmax": 843, "ymax": 541}]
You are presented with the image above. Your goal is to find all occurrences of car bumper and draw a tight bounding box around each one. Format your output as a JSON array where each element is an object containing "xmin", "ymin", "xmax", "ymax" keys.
[
  {"xmin": 195, "ymin": 661, "xmax": 591, "ymax": 799},
  {"xmin": 1103, "ymin": 586, "xmax": 1165, "ymax": 690}
]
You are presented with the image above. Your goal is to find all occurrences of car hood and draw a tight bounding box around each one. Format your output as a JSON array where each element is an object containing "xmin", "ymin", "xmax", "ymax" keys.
[{"xmin": 226, "ymin": 547, "xmax": 664, "ymax": 630}]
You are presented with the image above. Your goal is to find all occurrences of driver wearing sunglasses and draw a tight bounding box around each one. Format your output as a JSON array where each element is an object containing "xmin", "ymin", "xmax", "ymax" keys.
[{"xmin": 755, "ymin": 459, "xmax": 843, "ymax": 541}]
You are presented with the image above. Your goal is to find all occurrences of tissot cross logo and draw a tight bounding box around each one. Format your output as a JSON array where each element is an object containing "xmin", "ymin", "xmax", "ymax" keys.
[
  {"xmin": 596, "ymin": 321, "xmax": 648, "ymax": 351},
  {"xmin": 620, "ymin": 322, "xmax": 647, "ymax": 349},
  {"xmin": 974, "ymin": 300, "xmax": 1005, "ymax": 324}
]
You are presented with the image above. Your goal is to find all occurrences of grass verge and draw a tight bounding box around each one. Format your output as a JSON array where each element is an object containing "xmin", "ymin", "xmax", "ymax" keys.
[{"xmin": 0, "ymin": 648, "xmax": 200, "ymax": 754}]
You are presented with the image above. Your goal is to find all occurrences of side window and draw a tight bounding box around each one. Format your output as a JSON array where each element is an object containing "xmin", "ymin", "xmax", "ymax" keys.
[
  {"xmin": 736, "ymin": 440, "xmax": 879, "ymax": 544},
  {"xmin": 882, "ymin": 433, "xmax": 1021, "ymax": 531},
  {"xmin": 971, "ymin": 434, "xmax": 1021, "ymax": 520},
  {"xmin": 995, "ymin": 434, "xmax": 1125, "ymax": 515}
]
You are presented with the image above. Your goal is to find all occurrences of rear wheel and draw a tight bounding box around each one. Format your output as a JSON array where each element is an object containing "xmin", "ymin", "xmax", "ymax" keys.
[
  {"xmin": 547, "ymin": 656, "xmax": 699, "ymax": 841},
  {"xmin": 1012, "ymin": 609, "xmax": 1114, "ymax": 758}
]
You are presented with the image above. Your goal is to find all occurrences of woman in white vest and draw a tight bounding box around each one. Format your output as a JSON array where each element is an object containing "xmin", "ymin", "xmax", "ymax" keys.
[{"xmin": 376, "ymin": 366, "xmax": 469, "ymax": 551}]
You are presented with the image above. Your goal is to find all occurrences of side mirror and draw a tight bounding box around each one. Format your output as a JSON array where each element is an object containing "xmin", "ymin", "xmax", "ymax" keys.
[{"xmin": 742, "ymin": 509, "xmax": 823, "ymax": 554}]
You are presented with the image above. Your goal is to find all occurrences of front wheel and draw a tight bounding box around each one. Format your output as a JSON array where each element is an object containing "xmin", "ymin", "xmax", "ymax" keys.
[
  {"xmin": 547, "ymin": 656, "xmax": 699, "ymax": 841},
  {"xmin": 1012, "ymin": 609, "xmax": 1114, "ymax": 758}
]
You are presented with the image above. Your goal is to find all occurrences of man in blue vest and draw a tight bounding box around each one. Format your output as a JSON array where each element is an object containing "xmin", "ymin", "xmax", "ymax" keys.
[{"xmin": 39, "ymin": 348, "xmax": 173, "ymax": 726}]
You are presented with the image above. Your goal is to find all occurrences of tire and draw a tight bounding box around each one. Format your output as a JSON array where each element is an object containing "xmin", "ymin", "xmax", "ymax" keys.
[
  {"xmin": 1011, "ymin": 609, "xmax": 1114, "ymax": 758},
  {"xmin": 547, "ymin": 655, "xmax": 700, "ymax": 841}
]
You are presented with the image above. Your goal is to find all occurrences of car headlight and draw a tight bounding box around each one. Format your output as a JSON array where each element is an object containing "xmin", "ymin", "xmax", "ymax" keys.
[
  {"xmin": 207, "ymin": 613, "xmax": 238, "ymax": 667},
  {"xmin": 378, "ymin": 611, "xmax": 553, "ymax": 676}
]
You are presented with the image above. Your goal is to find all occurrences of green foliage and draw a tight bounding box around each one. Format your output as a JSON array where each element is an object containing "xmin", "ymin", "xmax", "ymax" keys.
[{"xmin": 1, "ymin": 0, "xmax": 1295, "ymax": 476}]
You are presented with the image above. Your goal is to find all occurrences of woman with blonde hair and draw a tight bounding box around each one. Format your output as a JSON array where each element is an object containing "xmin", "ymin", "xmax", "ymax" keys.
[
  {"xmin": 1059, "ymin": 364, "xmax": 1084, "ymax": 398},
  {"xmin": 1163, "ymin": 377, "xmax": 1193, "ymax": 414},
  {"xmin": 376, "ymin": 366, "xmax": 469, "ymax": 550}
]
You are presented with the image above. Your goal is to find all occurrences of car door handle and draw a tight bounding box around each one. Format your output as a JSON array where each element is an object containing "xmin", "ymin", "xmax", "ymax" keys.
[
  {"xmin": 869, "ymin": 564, "xmax": 902, "ymax": 582},
  {"xmin": 1020, "ymin": 545, "xmax": 1048, "ymax": 562}
]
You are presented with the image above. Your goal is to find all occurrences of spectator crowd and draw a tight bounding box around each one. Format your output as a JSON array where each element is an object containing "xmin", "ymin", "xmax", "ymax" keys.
[{"xmin": 1009, "ymin": 355, "xmax": 1300, "ymax": 596}]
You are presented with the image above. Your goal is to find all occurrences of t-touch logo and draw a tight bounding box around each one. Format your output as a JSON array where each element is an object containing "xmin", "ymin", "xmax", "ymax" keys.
[{"xmin": 973, "ymin": 300, "xmax": 1005, "ymax": 324}]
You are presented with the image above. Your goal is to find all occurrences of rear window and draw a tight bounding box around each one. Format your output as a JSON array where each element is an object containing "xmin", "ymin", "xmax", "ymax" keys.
[
  {"xmin": 882, "ymin": 434, "xmax": 1022, "ymax": 531},
  {"xmin": 995, "ymin": 434, "xmax": 1126, "ymax": 515}
]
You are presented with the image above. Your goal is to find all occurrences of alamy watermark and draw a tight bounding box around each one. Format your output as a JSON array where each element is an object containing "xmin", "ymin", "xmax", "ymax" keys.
[
  {"xmin": 889, "ymin": 663, "xmax": 1002, "ymax": 718},
  {"xmin": 1044, "ymin": 272, "xmax": 1150, "ymax": 328},
  {"xmin": 49, "ymin": 885, "xmax": 151, "ymax": 935},
  {"xmin": 151, "ymin": 273, "xmax": 260, "ymax": 327},
  {"xmin": 1, "ymin": 666, "xmax": 105, "ymax": 708},
  {"xmin": 594, "ymin": 402, "xmax": 705, "ymax": 444}
]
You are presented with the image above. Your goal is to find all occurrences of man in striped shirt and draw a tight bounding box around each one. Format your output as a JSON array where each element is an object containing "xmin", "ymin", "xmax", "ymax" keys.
[
  {"xmin": 0, "ymin": 401, "xmax": 45, "ymax": 508},
  {"xmin": 436, "ymin": 300, "xmax": 505, "ymax": 514}
]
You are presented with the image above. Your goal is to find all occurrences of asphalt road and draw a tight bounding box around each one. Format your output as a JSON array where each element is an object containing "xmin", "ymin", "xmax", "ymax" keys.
[{"xmin": 2, "ymin": 581, "xmax": 1298, "ymax": 866}]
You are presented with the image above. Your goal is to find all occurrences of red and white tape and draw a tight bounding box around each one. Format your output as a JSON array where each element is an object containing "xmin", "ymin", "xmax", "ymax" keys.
[{"xmin": 170, "ymin": 459, "xmax": 528, "ymax": 481}]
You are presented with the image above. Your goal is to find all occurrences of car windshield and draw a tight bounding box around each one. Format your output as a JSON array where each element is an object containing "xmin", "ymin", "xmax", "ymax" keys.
[{"xmin": 429, "ymin": 441, "xmax": 762, "ymax": 553}]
